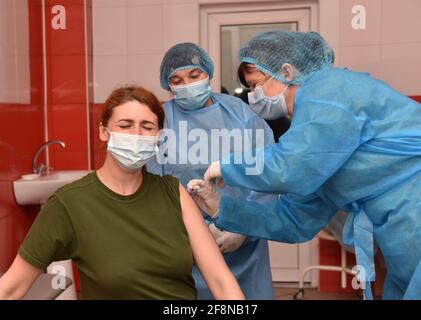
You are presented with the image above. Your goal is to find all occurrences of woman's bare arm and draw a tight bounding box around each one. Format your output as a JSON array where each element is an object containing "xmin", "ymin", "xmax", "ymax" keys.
[
  {"xmin": 179, "ymin": 184, "xmax": 245, "ymax": 300},
  {"xmin": 0, "ymin": 255, "xmax": 42, "ymax": 300}
]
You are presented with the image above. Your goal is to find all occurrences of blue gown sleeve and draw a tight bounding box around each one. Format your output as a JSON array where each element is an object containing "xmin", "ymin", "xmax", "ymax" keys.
[
  {"xmin": 215, "ymin": 192, "xmax": 337, "ymax": 243},
  {"xmin": 221, "ymin": 100, "xmax": 368, "ymax": 196}
]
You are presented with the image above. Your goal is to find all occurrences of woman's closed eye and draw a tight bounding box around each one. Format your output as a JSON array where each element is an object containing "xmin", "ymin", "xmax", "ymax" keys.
[
  {"xmin": 143, "ymin": 125, "xmax": 155, "ymax": 131},
  {"xmin": 170, "ymin": 78, "xmax": 182, "ymax": 86},
  {"xmin": 190, "ymin": 72, "xmax": 201, "ymax": 79}
]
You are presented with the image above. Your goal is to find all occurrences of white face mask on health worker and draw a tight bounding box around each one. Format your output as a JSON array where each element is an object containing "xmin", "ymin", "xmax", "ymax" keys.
[
  {"xmin": 170, "ymin": 77, "xmax": 212, "ymax": 111},
  {"xmin": 248, "ymin": 77, "xmax": 289, "ymax": 120},
  {"xmin": 106, "ymin": 128, "xmax": 159, "ymax": 172}
]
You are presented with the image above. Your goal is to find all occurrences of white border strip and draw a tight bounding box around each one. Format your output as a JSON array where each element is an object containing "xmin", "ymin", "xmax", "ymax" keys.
[
  {"xmin": 41, "ymin": 0, "xmax": 49, "ymax": 166},
  {"xmin": 84, "ymin": 0, "xmax": 91, "ymax": 170}
]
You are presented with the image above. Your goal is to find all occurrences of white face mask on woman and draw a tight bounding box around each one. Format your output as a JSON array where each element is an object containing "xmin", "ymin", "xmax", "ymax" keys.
[
  {"xmin": 106, "ymin": 129, "xmax": 158, "ymax": 172},
  {"xmin": 247, "ymin": 78, "xmax": 289, "ymax": 120}
]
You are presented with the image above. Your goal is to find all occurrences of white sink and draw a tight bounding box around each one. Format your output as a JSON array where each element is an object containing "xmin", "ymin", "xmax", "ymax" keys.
[{"xmin": 13, "ymin": 170, "xmax": 92, "ymax": 205}]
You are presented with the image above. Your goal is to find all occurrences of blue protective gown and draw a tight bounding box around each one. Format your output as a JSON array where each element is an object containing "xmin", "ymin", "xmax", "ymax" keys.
[
  {"xmin": 215, "ymin": 68, "xmax": 421, "ymax": 300},
  {"xmin": 147, "ymin": 93, "xmax": 276, "ymax": 299}
]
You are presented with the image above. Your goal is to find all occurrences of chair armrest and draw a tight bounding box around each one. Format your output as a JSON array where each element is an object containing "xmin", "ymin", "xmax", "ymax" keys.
[{"xmin": 22, "ymin": 273, "xmax": 73, "ymax": 300}]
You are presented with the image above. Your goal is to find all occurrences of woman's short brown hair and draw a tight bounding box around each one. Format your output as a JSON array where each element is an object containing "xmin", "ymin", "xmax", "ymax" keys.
[
  {"xmin": 237, "ymin": 62, "xmax": 250, "ymax": 89},
  {"xmin": 101, "ymin": 85, "xmax": 165, "ymax": 129}
]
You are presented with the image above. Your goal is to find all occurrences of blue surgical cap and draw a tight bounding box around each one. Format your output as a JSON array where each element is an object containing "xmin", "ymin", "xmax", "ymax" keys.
[
  {"xmin": 238, "ymin": 31, "xmax": 334, "ymax": 85},
  {"xmin": 160, "ymin": 43, "xmax": 214, "ymax": 91}
]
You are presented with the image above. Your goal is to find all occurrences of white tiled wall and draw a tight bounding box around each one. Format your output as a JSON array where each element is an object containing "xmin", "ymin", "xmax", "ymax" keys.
[
  {"xmin": 382, "ymin": 0, "xmax": 421, "ymax": 44},
  {"xmin": 127, "ymin": 5, "xmax": 163, "ymax": 54},
  {"xmin": 162, "ymin": 3, "xmax": 199, "ymax": 52},
  {"xmin": 93, "ymin": 0, "xmax": 198, "ymax": 102},
  {"xmin": 0, "ymin": 0, "xmax": 30, "ymax": 104},
  {"xmin": 381, "ymin": 43, "xmax": 421, "ymax": 94},
  {"xmin": 93, "ymin": 0, "xmax": 421, "ymax": 103},
  {"xmin": 320, "ymin": 0, "xmax": 421, "ymax": 95},
  {"xmin": 339, "ymin": 0, "xmax": 382, "ymax": 47},
  {"xmin": 341, "ymin": 45, "xmax": 382, "ymax": 79},
  {"xmin": 93, "ymin": 6, "xmax": 127, "ymax": 55}
]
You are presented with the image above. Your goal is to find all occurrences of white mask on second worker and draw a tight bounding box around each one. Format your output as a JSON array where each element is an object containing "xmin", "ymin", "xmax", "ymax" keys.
[{"xmin": 248, "ymin": 78, "xmax": 289, "ymax": 120}]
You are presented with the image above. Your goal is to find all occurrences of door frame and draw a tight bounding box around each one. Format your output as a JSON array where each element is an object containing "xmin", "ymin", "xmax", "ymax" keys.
[{"xmin": 200, "ymin": 0, "xmax": 318, "ymax": 92}]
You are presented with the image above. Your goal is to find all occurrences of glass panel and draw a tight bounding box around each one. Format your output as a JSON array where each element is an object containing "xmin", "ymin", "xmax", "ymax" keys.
[
  {"xmin": 0, "ymin": 0, "xmax": 31, "ymax": 104},
  {"xmin": 220, "ymin": 23, "xmax": 297, "ymax": 98}
]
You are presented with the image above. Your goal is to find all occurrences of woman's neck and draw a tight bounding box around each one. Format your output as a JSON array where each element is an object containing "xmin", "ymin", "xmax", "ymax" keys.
[
  {"xmin": 205, "ymin": 97, "xmax": 213, "ymax": 107},
  {"xmin": 286, "ymin": 85, "xmax": 299, "ymax": 116},
  {"xmin": 96, "ymin": 155, "xmax": 143, "ymax": 196}
]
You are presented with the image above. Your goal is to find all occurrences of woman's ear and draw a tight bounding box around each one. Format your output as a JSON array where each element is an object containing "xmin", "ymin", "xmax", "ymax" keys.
[
  {"xmin": 280, "ymin": 63, "xmax": 297, "ymax": 82},
  {"xmin": 99, "ymin": 122, "xmax": 109, "ymax": 142}
]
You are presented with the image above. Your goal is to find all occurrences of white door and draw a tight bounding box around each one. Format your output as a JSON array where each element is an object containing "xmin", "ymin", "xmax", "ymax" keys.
[
  {"xmin": 268, "ymin": 241, "xmax": 312, "ymax": 283},
  {"xmin": 201, "ymin": 1, "xmax": 318, "ymax": 285}
]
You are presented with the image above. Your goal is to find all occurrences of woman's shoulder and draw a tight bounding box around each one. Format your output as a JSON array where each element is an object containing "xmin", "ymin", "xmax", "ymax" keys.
[
  {"xmin": 39, "ymin": 173, "xmax": 95, "ymax": 219},
  {"xmin": 145, "ymin": 172, "xmax": 180, "ymax": 200},
  {"xmin": 54, "ymin": 172, "xmax": 96, "ymax": 199},
  {"xmin": 212, "ymin": 92, "xmax": 256, "ymax": 120},
  {"xmin": 146, "ymin": 171, "xmax": 178, "ymax": 182},
  {"xmin": 145, "ymin": 172, "xmax": 181, "ymax": 210},
  {"xmin": 212, "ymin": 92, "xmax": 245, "ymax": 107},
  {"xmin": 300, "ymin": 68, "xmax": 372, "ymax": 95}
]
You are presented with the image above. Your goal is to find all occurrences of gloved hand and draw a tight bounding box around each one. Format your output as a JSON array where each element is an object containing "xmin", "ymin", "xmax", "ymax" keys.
[
  {"xmin": 204, "ymin": 161, "xmax": 224, "ymax": 190},
  {"xmin": 187, "ymin": 179, "xmax": 221, "ymax": 218},
  {"xmin": 209, "ymin": 223, "xmax": 247, "ymax": 254}
]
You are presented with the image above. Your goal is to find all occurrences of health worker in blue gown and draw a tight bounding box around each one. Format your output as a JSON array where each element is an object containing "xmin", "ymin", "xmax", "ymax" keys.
[
  {"xmin": 147, "ymin": 42, "xmax": 276, "ymax": 299},
  {"xmin": 199, "ymin": 31, "xmax": 421, "ymax": 300}
]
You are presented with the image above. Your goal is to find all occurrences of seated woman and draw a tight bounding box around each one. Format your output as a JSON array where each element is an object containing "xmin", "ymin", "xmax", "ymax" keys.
[{"xmin": 0, "ymin": 86, "xmax": 244, "ymax": 300}]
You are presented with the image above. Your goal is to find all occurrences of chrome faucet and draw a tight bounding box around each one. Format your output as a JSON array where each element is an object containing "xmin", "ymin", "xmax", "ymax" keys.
[{"xmin": 32, "ymin": 140, "xmax": 66, "ymax": 174}]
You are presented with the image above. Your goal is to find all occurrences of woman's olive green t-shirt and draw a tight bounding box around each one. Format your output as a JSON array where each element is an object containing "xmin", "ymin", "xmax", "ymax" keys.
[{"xmin": 18, "ymin": 172, "xmax": 197, "ymax": 299}]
